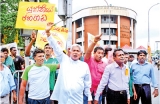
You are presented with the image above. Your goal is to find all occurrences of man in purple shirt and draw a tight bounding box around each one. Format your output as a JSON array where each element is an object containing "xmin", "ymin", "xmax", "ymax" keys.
[{"xmin": 94, "ymin": 49, "xmax": 130, "ymax": 104}]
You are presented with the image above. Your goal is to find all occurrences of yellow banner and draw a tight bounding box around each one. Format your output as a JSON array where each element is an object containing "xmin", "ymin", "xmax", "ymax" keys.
[
  {"xmin": 35, "ymin": 26, "xmax": 68, "ymax": 50},
  {"xmin": 15, "ymin": 2, "xmax": 55, "ymax": 30}
]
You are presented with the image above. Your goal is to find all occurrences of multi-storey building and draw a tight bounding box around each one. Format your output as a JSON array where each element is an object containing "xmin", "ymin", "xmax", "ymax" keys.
[{"xmin": 72, "ymin": 6, "xmax": 137, "ymax": 52}]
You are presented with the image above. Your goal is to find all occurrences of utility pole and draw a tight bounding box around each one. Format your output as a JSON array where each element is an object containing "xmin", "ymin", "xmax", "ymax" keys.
[
  {"xmin": 58, "ymin": 0, "xmax": 72, "ymax": 49},
  {"xmin": 66, "ymin": 0, "xmax": 72, "ymax": 48}
]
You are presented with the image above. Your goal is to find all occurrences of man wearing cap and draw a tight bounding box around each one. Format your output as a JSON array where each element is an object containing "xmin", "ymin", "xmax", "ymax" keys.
[{"xmin": 131, "ymin": 50, "xmax": 159, "ymax": 104}]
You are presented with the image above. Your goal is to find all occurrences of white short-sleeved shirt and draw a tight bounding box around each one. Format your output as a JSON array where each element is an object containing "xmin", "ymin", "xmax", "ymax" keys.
[{"xmin": 22, "ymin": 64, "xmax": 57, "ymax": 99}]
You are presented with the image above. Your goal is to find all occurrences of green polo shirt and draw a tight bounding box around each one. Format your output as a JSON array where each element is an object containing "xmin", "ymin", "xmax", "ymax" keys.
[
  {"xmin": 44, "ymin": 57, "xmax": 59, "ymax": 90},
  {"xmin": 4, "ymin": 56, "xmax": 17, "ymax": 78}
]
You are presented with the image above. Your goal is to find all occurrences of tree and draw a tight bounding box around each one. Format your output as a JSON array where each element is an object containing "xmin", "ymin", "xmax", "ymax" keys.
[
  {"xmin": 0, "ymin": 0, "xmax": 56, "ymax": 47},
  {"xmin": 0, "ymin": 0, "xmax": 24, "ymax": 47}
]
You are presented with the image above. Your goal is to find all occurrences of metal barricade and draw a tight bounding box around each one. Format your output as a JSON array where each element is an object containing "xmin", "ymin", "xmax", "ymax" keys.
[{"xmin": 11, "ymin": 70, "xmax": 24, "ymax": 104}]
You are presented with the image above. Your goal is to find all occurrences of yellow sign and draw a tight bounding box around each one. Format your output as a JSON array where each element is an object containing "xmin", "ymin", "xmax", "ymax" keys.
[
  {"xmin": 35, "ymin": 26, "xmax": 68, "ymax": 50},
  {"xmin": 125, "ymin": 68, "xmax": 129, "ymax": 76},
  {"xmin": 15, "ymin": 2, "xmax": 55, "ymax": 30}
]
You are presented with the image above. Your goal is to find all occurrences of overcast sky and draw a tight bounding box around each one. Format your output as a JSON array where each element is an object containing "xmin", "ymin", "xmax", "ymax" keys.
[{"xmin": 50, "ymin": 0, "xmax": 160, "ymax": 51}]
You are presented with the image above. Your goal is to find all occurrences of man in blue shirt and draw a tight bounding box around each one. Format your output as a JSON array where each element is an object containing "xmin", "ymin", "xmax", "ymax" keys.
[
  {"xmin": 131, "ymin": 50, "xmax": 159, "ymax": 104},
  {"xmin": 0, "ymin": 52, "xmax": 17, "ymax": 103}
]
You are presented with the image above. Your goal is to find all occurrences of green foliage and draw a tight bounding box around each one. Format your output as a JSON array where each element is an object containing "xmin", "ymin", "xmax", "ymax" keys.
[
  {"xmin": 0, "ymin": 0, "xmax": 56, "ymax": 47},
  {"xmin": 40, "ymin": 0, "xmax": 49, "ymax": 2},
  {"xmin": 0, "ymin": 0, "xmax": 24, "ymax": 47}
]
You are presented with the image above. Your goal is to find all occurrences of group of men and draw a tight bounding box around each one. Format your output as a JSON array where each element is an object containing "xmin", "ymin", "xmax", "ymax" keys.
[
  {"xmin": 0, "ymin": 22, "xmax": 159, "ymax": 104},
  {"xmin": 0, "ymin": 46, "xmax": 24, "ymax": 103}
]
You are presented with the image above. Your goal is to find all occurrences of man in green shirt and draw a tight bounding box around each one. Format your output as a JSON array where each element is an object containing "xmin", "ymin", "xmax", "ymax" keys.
[{"xmin": 43, "ymin": 43, "xmax": 59, "ymax": 104}]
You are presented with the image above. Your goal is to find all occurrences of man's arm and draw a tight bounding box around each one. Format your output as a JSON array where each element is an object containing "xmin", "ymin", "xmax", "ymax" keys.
[
  {"xmin": 94, "ymin": 66, "xmax": 110, "ymax": 101},
  {"xmin": 84, "ymin": 34, "xmax": 102, "ymax": 60},
  {"xmin": 46, "ymin": 64, "xmax": 59, "ymax": 72},
  {"xmin": 150, "ymin": 65, "xmax": 159, "ymax": 97},
  {"xmin": 83, "ymin": 64, "xmax": 92, "ymax": 102},
  {"xmin": 25, "ymin": 31, "xmax": 37, "ymax": 56},
  {"xmin": 150, "ymin": 65, "xmax": 158, "ymax": 88},
  {"xmin": 19, "ymin": 80, "xmax": 27, "ymax": 104},
  {"xmin": 45, "ymin": 22, "xmax": 64, "ymax": 63},
  {"xmin": 12, "ymin": 90, "xmax": 17, "ymax": 102},
  {"xmin": 8, "ymin": 68, "xmax": 17, "ymax": 102}
]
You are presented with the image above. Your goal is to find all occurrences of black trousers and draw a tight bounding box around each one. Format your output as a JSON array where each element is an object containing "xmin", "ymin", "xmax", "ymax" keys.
[
  {"xmin": 130, "ymin": 96, "xmax": 134, "ymax": 104},
  {"xmin": 107, "ymin": 88, "xmax": 127, "ymax": 104},
  {"xmin": 133, "ymin": 84, "xmax": 151, "ymax": 104},
  {"xmin": 50, "ymin": 90, "xmax": 58, "ymax": 104},
  {"xmin": 102, "ymin": 86, "xmax": 107, "ymax": 104}
]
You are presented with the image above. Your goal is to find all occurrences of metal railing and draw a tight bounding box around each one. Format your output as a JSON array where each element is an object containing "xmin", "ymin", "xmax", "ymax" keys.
[{"xmin": 11, "ymin": 70, "xmax": 24, "ymax": 104}]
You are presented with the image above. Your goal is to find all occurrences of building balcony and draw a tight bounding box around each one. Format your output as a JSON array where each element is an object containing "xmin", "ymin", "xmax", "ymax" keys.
[
  {"xmin": 76, "ymin": 37, "xmax": 83, "ymax": 43},
  {"xmin": 101, "ymin": 23, "xmax": 117, "ymax": 28},
  {"xmin": 76, "ymin": 27, "xmax": 84, "ymax": 32},
  {"xmin": 101, "ymin": 35, "xmax": 118, "ymax": 41}
]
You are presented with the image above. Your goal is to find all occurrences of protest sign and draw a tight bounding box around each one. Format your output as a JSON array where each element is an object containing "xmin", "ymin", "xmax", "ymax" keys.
[
  {"xmin": 15, "ymin": 2, "xmax": 55, "ymax": 30},
  {"xmin": 35, "ymin": 26, "xmax": 68, "ymax": 50},
  {"xmin": 88, "ymin": 32, "xmax": 101, "ymax": 47}
]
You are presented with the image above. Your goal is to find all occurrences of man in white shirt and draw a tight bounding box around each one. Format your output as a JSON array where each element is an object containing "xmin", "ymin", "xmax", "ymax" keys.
[
  {"xmin": 94, "ymin": 49, "xmax": 130, "ymax": 104},
  {"xmin": 45, "ymin": 22, "xmax": 92, "ymax": 104}
]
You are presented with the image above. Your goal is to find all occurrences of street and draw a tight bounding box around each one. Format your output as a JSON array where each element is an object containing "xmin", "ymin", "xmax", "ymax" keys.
[{"xmin": 151, "ymin": 65, "xmax": 160, "ymax": 104}]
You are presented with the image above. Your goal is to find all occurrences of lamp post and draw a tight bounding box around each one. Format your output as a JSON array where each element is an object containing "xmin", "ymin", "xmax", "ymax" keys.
[
  {"xmin": 148, "ymin": 3, "xmax": 159, "ymax": 62},
  {"xmin": 104, "ymin": 0, "xmax": 111, "ymax": 48}
]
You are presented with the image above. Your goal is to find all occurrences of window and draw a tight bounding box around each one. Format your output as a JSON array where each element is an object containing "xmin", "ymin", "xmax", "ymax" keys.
[
  {"xmin": 111, "ymin": 41, "xmax": 117, "ymax": 45},
  {"xmin": 77, "ymin": 19, "xmax": 82, "ymax": 27},
  {"xmin": 104, "ymin": 16, "xmax": 106, "ymax": 21},
  {"xmin": 77, "ymin": 42, "xmax": 82, "ymax": 46},
  {"xmin": 77, "ymin": 32, "xmax": 82, "ymax": 38},
  {"xmin": 110, "ymin": 29, "xmax": 116, "ymax": 35},
  {"xmin": 104, "ymin": 40, "xmax": 109, "ymax": 45},
  {"xmin": 104, "ymin": 29, "xmax": 106, "ymax": 33}
]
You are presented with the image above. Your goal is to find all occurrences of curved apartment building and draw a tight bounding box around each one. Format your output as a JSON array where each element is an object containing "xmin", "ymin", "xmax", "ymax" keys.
[{"xmin": 72, "ymin": 6, "xmax": 137, "ymax": 52}]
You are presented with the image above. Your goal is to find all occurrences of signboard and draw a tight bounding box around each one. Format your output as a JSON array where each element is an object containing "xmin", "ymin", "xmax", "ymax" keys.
[
  {"xmin": 87, "ymin": 32, "xmax": 100, "ymax": 47},
  {"xmin": 15, "ymin": 2, "xmax": 55, "ymax": 30},
  {"xmin": 35, "ymin": 26, "xmax": 68, "ymax": 50}
]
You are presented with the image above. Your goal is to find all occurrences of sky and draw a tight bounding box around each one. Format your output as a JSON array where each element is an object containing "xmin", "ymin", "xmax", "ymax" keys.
[{"xmin": 50, "ymin": 0, "xmax": 160, "ymax": 51}]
